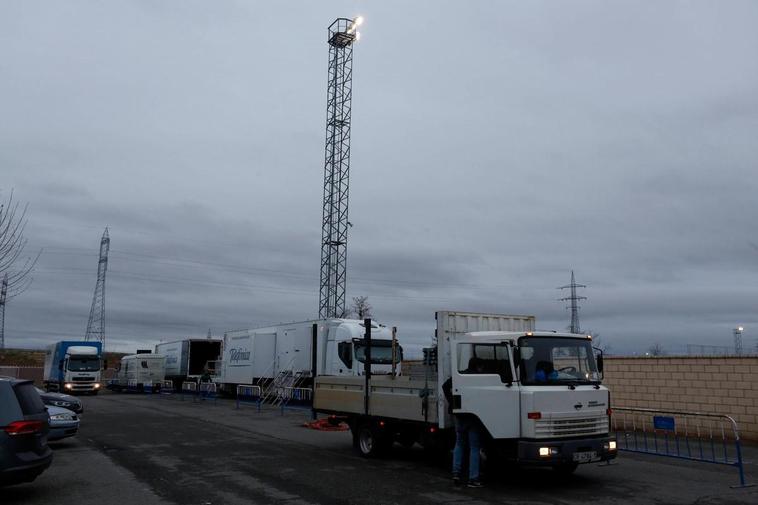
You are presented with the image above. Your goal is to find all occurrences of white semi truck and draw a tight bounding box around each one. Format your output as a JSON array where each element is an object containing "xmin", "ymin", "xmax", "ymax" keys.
[
  {"xmin": 314, "ymin": 311, "xmax": 617, "ymax": 472},
  {"xmin": 216, "ymin": 318, "xmax": 401, "ymax": 393}
]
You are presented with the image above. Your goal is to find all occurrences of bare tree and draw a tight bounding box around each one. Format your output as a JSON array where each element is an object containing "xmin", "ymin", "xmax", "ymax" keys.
[
  {"xmin": 587, "ymin": 330, "xmax": 612, "ymax": 354},
  {"xmin": 350, "ymin": 296, "xmax": 373, "ymax": 320},
  {"xmin": 647, "ymin": 342, "xmax": 666, "ymax": 356},
  {"xmin": 0, "ymin": 190, "xmax": 40, "ymax": 298}
]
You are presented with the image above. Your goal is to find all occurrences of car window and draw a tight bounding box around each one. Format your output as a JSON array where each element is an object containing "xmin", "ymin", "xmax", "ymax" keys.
[
  {"xmin": 14, "ymin": 382, "xmax": 47, "ymax": 415},
  {"xmin": 0, "ymin": 384, "xmax": 23, "ymax": 424}
]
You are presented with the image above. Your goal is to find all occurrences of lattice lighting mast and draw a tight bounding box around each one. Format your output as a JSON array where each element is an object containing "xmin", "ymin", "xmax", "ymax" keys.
[
  {"xmin": 85, "ymin": 228, "xmax": 109, "ymax": 344},
  {"xmin": 558, "ymin": 270, "xmax": 587, "ymax": 334},
  {"xmin": 733, "ymin": 326, "xmax": 744, "ymax": 355},
  {"xmin": 318, "ymin": 16, "xmax": 362, "ymax": 319}
]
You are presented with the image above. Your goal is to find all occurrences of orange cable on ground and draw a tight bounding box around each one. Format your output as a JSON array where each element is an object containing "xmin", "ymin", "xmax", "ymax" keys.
[{"xmin": 303, "ymin": 418, "xmax": 349, "ymax": 431}]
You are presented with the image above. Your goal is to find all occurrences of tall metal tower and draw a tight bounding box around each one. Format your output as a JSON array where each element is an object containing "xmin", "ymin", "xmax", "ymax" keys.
[
  {"xmin": 318, "ymin": 16, "xmax": 363, "ymax": 319},
  {"xmin": 558, "ymin": 270, "xmax": 587, "ymax": 334},
  {"xmin": 85, "ymin": 228, "xmax": 109, "ymax": 344},
  {"xmin": 0, "ymin": 274, "xmax": 7, "ymax": 350}
]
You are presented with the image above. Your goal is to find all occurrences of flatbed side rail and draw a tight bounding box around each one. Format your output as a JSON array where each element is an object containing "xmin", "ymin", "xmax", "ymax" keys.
[{"xmin": 611, "ymin": 407, "xmax": 751, "ymax": 488}]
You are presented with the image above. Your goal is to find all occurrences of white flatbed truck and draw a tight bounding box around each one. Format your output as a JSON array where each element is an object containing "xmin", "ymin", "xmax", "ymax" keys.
[{"xmin": 314, "ymin": 311, "xmax": 617, "ymax": 472}]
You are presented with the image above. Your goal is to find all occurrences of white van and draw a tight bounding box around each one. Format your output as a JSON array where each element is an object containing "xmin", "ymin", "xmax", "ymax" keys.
[{"xmin": 111, "ymin": 354, "xmax": 167, "ymax": 392}]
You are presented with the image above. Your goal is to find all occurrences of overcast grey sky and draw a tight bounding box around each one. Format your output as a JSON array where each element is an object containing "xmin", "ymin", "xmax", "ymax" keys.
[{"xmin": 1, "ymin": 1, "xmax": 757, "ymax": 356}]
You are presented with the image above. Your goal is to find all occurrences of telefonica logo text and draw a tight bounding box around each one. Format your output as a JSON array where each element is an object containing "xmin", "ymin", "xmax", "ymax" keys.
[{"xmin": 230, "ymin": 349, "xmax": 251, "ymax": 363}]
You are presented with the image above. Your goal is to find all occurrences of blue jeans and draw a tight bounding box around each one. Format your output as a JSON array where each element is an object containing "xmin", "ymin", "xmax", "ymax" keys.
[{"xmin": 452, "ymin": 416, "xmax": 480, "ymax": 480}]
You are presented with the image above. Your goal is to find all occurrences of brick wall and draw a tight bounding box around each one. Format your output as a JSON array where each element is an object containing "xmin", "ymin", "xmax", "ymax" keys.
[{"xmin": 604, "ymin": 356, "xmax": 758, "ymax": 441}]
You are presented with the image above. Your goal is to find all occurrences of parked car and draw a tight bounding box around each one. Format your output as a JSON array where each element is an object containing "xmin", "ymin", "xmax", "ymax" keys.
[
  {"xmin": 0, "ymin": 377, "xmax": 53, "ymax": 486},
  {"xmin": 35, "ymin": 387, "xmax": 83, "ymax": 414},
  {"xmin": 46, "ymin": 406, "xmax": 79, "ymax": 441}
]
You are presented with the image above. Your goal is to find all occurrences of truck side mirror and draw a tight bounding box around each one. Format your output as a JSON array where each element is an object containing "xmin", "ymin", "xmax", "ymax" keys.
[
  {"xmin": 103, "ymin": 360, "xmax": 108, "ymax": 370},
  {"xmin": 593, "ymin": 347, "xmax": 604, "ymax": 377}
]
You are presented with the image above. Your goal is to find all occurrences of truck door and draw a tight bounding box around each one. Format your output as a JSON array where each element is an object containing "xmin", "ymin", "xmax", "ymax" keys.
[{"xmin": 451, "ymin": 342, "xmax": 520, "ymax": 439}]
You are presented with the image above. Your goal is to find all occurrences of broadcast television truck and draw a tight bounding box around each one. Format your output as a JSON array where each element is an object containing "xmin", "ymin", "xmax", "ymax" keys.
[
  {"xmin": 216, "ymin": 318, "xmax": 402, "ymax": 394},
  {"xmin": 314, "ymin": 311, "xmax": 617, "ymax": 473},
  {"xmin": 43, "ymin": 341, "xmax": 103, "ymax": 394}
]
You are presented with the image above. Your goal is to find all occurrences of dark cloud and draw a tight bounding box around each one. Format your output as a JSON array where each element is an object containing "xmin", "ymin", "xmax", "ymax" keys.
[{"xmin": 1, "ymin": 1, "xmax": 757, "ymax": 356}]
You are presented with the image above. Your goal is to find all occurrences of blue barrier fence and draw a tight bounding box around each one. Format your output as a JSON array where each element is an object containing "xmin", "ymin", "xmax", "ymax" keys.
[
  {"xmin": 612, "ymin": 407, "xmax": 751, "ymax": 488},
  {"xmin": 278, "ymin": 386, "xmax": 313, "ymax": 415},
  {"xmin": 181, "ymin": 381, "xmax": 198, "ymax": 401},
  {"xmin": 236, "ymin": 384, "xmax": 262, "ymax": 412},
  {"xmin": 198, "ymin": 382, "xmax": 218, "ymax": 404}
]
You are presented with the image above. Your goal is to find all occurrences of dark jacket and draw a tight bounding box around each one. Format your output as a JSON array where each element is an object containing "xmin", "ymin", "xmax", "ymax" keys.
[{"xmin": 442, "ymin": 377, "xmax": 454, "ymax": 415}]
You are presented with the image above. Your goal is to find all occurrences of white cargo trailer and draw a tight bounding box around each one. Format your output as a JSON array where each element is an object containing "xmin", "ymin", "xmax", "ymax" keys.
[
  {"xmin": 217, "ymin": 318, "xmax": 401, "ymax": 392},
  {"xmin": 155, "ymin": 338, "xmax": 222, "ymax": 386}
]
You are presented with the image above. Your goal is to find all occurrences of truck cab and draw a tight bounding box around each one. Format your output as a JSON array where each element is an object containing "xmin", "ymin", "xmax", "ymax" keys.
[
  {"xmin": 448, "ymin": 331, "xmax": 615, "ymax": 469},
  {"xmin": 328, "ymin": 337, "xmax": 402, "ymax": 377},
  {"xmin": 44, "ymin": 342, "xmax": 103, "ymax": 394}
]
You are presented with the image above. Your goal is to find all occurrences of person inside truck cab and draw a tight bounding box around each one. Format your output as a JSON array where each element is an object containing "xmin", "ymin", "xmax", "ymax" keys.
[{"xmin": 534, "ymin": 361, "xmax": 558, "ymax": 382}]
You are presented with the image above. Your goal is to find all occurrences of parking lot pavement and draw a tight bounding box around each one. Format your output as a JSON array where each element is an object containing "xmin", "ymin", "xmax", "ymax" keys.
[
  {"xmin": 6, "ymin": 392, "xmax": 758, "ymax": 505},
  {"xmin": 3, "ymin": 436, "xmax": 169, "ymax": 505}
]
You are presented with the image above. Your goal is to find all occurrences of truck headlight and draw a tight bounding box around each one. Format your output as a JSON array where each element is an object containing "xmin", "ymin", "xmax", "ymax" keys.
[
  {"xmin": 94, "ymin": 383, "xmax": 101, "ymax": 389},
  {"xmin": 539, "ymin": 447, "xmax": 559, "ymax": 457},
  {"xmin": 609, "ymin": 440, "xmax": 617, "ymax": 451},
  {"xmin": 64, "ymin": 383, "xmax": 73, "ymax": 390}
]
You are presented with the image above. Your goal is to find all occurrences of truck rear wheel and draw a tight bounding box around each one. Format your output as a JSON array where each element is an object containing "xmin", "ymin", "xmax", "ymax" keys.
[{"xmin": 355, "ymin": 424, "xmax": 390, "ymax": 458}]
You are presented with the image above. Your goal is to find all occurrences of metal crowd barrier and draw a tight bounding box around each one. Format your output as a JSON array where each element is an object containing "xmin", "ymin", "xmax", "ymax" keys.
[
  {"xmin": 236, "ymin": 384, "xmax": 262, "ymax": 412},
  {"xmin": 181, "ymin": 381, "xmax": 198, "ymax": 401},
  {"xmin": 143, "ymin": 381, "xmax": 156, "ymax": 394},
  {"xmin": 612, "ymin": 407, "xmax": 751, "ymax": 487},
  {"xmin": 279, "ymin": 387, "xmax": 313, "ymax": 415},
  {"xmin": 159, "ymin": 380, "xmax": 175, "ymax": 398},
  {"xmin": 198, "ymin": 382, "xmax": 218, "ymax": 404},
  {"xmin": 127, "ymin": 379, "xmax": 138, "ymax": 393}
]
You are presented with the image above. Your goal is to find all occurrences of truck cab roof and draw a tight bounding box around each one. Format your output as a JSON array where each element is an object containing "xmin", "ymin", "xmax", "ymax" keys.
[
  {"xmin": 462, "ymin": 331, "xmax": 593, "ymax": 342},
  {"xmin": 65, "ymin": 346, "xmax": 100, "ymax": 355}
]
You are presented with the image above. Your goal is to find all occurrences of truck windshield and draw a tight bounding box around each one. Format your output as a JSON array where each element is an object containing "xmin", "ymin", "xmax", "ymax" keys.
[
  {"xmin": 68, "ymin": 357, "xmax": 101, "ymax": 371},
  {"xmin": 354, "ymin": 343, "xmax": 402, "ymax": 365},
  {"xmin": 518, "ymin": 337, "xmax": 599, "ymax": 385}
]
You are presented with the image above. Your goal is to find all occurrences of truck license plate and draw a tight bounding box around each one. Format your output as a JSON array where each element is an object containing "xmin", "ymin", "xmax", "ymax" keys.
[{"xmin": 572, "ymin": 451, "xmax": 597, "ymax": 463}]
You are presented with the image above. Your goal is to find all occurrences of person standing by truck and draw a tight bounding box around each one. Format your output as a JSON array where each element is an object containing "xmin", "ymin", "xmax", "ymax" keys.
[{"xmin": 442, "ymin": 358, "xmax": 485, "ymax": 488}]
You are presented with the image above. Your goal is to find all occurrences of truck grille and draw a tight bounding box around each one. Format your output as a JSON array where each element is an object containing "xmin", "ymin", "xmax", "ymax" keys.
[
  {"xmin": 72, "ymin": 377, "xmax": 94, "ymax": 382},
  {"xmin": 535, "ymin": 415, "xmax": 608, "ymax": 438}
]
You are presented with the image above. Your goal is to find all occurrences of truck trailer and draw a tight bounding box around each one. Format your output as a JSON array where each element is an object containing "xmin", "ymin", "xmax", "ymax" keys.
[
  {"xmin": 43, "ymin": 341, "xmax": 103, "ymax": 394},
  {"xmin": 217, "ymin": 318, "xmax": 402, "ymax": 393},
  {"xmin": 154, "ymin": 338, "xmax": 222, "ymax": 387},
  {"xmin": 314, "ymin": 311, "xmax": 617, "ymax": 473}
]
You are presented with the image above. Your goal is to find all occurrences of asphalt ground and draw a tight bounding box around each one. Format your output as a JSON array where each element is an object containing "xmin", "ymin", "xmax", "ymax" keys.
[{"xmin": 4, "ymin": 392, "xmax": 758, "ymax": 505}]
